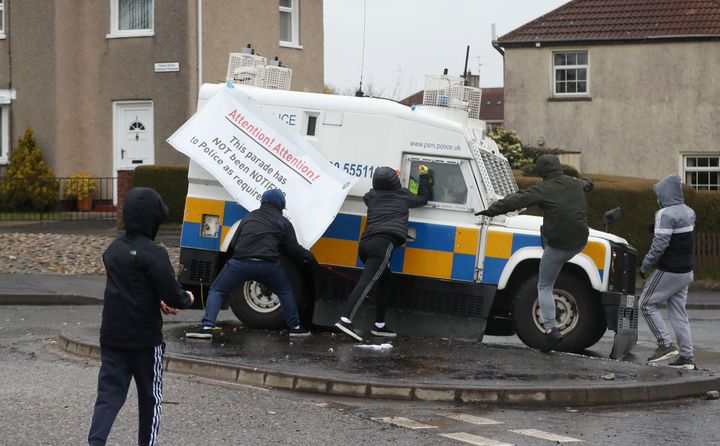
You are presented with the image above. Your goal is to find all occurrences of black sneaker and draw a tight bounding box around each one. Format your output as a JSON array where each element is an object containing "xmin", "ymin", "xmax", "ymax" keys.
[
  {"xmin": 334, "ymin": 320, "xmax": 363, "ymax": 342},
  {"xmin": 185, "ymin": 325, "xmax": 214, "ymax": 339},
  {"xmin": 289, "ymin": 326, "xmax": 311, "ymax": 338},
  {"xmin": 541, "ymin": 327, "xmax": 563, "ymax": 353},
  {"xmin": 669, "ymin": 355, "xmax": 696, "ymax": 370},
  {"xmin": 370, "ymin": 325, "xmax": 397, "ymax": 338}
]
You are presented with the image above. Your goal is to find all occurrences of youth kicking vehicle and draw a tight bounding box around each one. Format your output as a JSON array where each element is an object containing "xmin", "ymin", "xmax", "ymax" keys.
[{"xmin": 178, "ymin": 53, "xmax": 638, "ymax": 356}]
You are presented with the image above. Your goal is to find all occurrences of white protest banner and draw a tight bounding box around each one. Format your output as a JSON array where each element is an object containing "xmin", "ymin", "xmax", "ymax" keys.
[{"xmin": 167, "ymin": 87, "xmax": 357, "ymax": 247}]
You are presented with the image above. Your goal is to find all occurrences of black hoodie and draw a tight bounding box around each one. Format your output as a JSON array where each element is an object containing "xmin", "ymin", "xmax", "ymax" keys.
[
  {"xmin": 100, "ymin": 187, "xmax": 191, "ymax": 349},
  {"xmin": 483, "ymin": 155, "xmax": 591, "ymax": 251},
  {"xmin": 361, "ymin": 167, "xmax": 431, "ymax": 245}
]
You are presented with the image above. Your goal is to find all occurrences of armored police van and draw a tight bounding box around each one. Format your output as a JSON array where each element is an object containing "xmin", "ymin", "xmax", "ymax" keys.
[{"xmin": 178, "ymin": 53, "xmax": 638, "ymax": 357}]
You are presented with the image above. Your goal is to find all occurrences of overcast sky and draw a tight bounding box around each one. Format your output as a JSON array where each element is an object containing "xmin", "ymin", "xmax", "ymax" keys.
[{"xmin": 323, "ymin": 0, "xmax": 570, "ymax": 99}]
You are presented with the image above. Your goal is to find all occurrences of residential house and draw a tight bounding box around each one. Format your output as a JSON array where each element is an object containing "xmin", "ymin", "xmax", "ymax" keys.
[
  {"xmin": 494, "ymin": 0, "xmax": 720, "ymax": 189},
  {"xmin": 478, "ymin": 87, "xmax": 504, "ymax": 131},
  {"xmin": 0, "ymin": 0, "xmax": 323, "ymax": 197}
]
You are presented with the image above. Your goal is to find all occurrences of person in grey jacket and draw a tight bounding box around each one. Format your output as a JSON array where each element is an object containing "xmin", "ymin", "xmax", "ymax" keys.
[
  {"xmin": 476, "ymin": 154, "xmax": 593, "ymax": 352},
  {"xmin": 640, "ymin": 174, "xmax": 696, "ymax": 369}
]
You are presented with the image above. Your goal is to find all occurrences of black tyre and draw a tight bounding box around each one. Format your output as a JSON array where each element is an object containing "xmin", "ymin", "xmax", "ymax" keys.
[
  {"xmin": 512, "ymin": 272, "xmax": 604, "ymax": 353},
  {"xmin": 228, "ymin": 257, "xmax": 307, "ymax": 329}
]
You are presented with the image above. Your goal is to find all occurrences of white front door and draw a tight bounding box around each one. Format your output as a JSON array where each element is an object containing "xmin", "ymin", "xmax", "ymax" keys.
[{"xmin": 113, "ymin": 101, "xmax": 155, "ymax": 173}]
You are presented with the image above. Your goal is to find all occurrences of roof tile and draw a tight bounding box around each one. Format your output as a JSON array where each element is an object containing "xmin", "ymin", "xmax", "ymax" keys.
[{"xmin": 498, "ymin": 0, "xmax": 720, "ymax": 43}]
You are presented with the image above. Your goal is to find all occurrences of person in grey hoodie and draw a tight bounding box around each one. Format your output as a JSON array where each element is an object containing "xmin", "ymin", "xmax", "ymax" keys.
[
  {"xmin": 640, "ymin": 174, "xmax": 696, "ymax": 369},
  {"xmin": 476, "ymin": 154, "xmax": 593, "ymax": 352}
]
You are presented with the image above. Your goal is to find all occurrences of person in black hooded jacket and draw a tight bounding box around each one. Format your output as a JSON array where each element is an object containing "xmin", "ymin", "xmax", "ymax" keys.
[
  {"xmin": 476, "ymin": 154, "xmax": 593, "ymax": 352},
  {"xmin": 335, "ymin": 165, "xmax": 431, "ymax": 341},
  {"xmin": 186, "ymin": 188, "xmax": 316, "ymax": 339},
  {"xmin": 88, "ymin": 187, "xmax": 194, "ymax": 446}
]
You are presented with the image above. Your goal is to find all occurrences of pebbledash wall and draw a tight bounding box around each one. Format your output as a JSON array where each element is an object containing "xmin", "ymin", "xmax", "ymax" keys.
[
  {"xmin": 503, "ymin": 41, "xmax": 720, "ymax": 180},
  {"xmin": 0, "ymin": 0, "xmax": 323, "ymax": 189}
]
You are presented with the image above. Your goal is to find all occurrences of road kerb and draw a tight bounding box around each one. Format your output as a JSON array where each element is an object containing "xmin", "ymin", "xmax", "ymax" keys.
[{"xmin": 57, "ymin": 333, "xmax": 720, "ymax": 407}]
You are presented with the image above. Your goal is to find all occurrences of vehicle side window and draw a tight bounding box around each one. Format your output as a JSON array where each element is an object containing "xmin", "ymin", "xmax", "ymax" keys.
[{"xmin": 408, "ymin": 160, "xmax": 468, "ymax": 206}]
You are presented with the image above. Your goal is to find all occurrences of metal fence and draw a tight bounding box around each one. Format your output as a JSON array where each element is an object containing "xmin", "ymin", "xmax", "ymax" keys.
[{"xmin": 0, "ymin": 177, "xmax": 117, "ymax": 221}]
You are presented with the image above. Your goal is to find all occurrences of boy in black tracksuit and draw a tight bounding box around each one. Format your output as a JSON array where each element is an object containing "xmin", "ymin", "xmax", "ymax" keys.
[
  {"xmin": 88, "ymin": 187, "xmax": 194, "ymax": 446},
  {"xmin": 335, "ymin": 165, "xmax": 431, "ymax": 341}
]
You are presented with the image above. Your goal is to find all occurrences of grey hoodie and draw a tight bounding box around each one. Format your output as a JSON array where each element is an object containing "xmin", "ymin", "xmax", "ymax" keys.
[{"xmin": 641, "ymin": 174, "xmax": 695, "ymax": 274}]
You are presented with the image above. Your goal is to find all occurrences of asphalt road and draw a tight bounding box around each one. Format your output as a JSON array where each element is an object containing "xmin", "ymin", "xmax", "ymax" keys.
[{"xmin": 1, "ymin": 305, "xmax": 719, "ymax": 445}]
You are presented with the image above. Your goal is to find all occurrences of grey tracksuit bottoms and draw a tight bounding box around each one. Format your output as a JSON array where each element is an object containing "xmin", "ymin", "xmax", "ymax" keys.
[{"xmin": 640, "ymin": 270, "xmax": 694, "ymax": 357}]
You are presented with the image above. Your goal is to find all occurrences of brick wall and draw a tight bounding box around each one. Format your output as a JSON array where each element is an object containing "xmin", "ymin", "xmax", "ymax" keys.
[{"xmin": 116, "ymin": 169, "xmax": 135, "ymax": 230}]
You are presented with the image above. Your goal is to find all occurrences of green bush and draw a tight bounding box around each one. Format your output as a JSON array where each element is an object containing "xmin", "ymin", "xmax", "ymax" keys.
[
  {"xmin": 132, "ymin": 165, "xmax": 189, "ymax": 223},
  {"xmin": 488, "ymin": 128, "xmax": 532, "ymax": 169},
  {"xmin": 0, "ymin": 128, "xmax": 59, "ymax": 211}
]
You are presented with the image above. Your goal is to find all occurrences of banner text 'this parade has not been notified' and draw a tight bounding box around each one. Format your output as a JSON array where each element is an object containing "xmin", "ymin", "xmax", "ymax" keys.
[{"xmin": 227, "ymin": 109, "xmax": 321, "ymax": 182}]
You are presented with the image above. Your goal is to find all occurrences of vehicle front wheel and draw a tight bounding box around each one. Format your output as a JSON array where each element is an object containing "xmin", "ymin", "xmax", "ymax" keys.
[
  {"xmin": 512, "ymin": 272, "xmax": 603, "ymax": 353},
  {"xmin": 228, "ymin": 258, "xmax": 307, "ymax": 329}
]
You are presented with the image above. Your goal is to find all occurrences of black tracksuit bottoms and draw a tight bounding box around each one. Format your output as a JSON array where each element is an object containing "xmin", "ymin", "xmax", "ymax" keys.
[
  {"xmin": 343, "ymin": 235, "xmax": 394, "ymax": 322},
  {"xmin": 88, "ymin": 343, "xmax": 165, "ymax": 446}
]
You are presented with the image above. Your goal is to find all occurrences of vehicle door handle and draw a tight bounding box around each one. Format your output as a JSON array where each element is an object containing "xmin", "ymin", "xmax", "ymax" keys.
[
  {"xmin": 121, "ymin": 149, "xmax": 126, "ymax": 159},
  {"xmin": 132, "ymin": 160, "xmax": 143, "ymax": 164}
]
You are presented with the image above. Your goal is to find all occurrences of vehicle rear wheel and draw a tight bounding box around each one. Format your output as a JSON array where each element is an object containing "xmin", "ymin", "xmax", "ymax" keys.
[
  {"xmin": 512, "ymin": 272, "xmax": 603, "ymax": 353},
  {"xmin": 228, "ymin": 258, "xmax": 307, "ymax": 329}
]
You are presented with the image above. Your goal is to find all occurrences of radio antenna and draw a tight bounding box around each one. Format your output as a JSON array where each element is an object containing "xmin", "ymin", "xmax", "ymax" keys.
[{"xmin": 356, "ymin": 0, "xmax": 367, "ymax": 97}]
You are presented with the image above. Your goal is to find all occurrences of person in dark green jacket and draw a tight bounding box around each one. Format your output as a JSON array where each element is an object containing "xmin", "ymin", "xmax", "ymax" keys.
[{"xmin": 476, "ymin": 154, "xmax": 593, "ymax": 352}]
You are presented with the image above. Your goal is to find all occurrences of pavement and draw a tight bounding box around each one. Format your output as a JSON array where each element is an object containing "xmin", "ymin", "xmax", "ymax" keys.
[{"xmin": 2, "ymin": 219, "xmax": 720, "ymax": 406}]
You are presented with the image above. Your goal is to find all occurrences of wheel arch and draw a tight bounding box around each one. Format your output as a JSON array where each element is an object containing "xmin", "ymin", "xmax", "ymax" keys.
[{"xmin": 496, "ymin": 247, "xmax": 602, "ymax": 292}]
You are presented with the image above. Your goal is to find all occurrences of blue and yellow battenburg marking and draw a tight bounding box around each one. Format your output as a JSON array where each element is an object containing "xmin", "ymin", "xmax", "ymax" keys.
[
  {"xmin": 181, "ymin": 197, "xmax": 603, "ymax": 285},
  {"xmin": 181, "ymin": 196, "xmax": 249, "ymax": 251},
  {"xmin": 181, "ymin": 196, "xmax": 480, "ymax": 282},
  {"xmin": 482, "ymin": 229, "xmax": 606, "ymax": 285}
]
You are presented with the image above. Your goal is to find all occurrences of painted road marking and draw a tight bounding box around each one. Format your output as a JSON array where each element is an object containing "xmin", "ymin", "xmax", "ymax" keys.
[
  {"xmin": 510, "ymin": 429, "xmax": 582, "ymax": 442},
  {"xmin": 439, "ymin": 432, "xmax": 514, "ymax": 446},
  {"xmin": 438, "ymin": 412, "xmax": 503, "ymax": 425},
  {"xmin": 372, "ymin": 416, "xmax": 437, "ymax": 429}
]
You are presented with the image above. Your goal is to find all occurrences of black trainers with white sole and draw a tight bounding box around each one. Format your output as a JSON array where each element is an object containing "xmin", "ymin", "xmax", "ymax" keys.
[
  {"xmin": 288, "ymin": 326, "xmax": 312, "ymax": 338},
  {"xmin": 185, "ymin": 325, "xmax": 214, "ymax": 339},
  {"xmin": 370, "ymin": 325, "xmax": 397, "ymax": 338},
  {"xmin": 334, "ymin": 320, "xmax": 363, "ymax": 342}
]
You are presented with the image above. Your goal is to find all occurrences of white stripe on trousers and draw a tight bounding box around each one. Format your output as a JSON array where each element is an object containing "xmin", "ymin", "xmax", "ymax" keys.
[
  {"xmin": 349, "ymin": 242, "xmax": 394, "ymax": 320},
  {"xmin": 641, "ymin": 271, "xmax": 666, "ymax": 343},
  {"xmin": 149, "ymin": 344, "xmax": 163, "ymax": 446}
]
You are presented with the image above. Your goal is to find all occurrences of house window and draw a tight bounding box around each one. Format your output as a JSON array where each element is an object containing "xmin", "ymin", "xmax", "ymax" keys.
[
  {"xmin": 684, "ymin": 155, "xmax": 720, "ymax": 191},
  {"xmin": 279, "ymin": 0, "xmax": 301, "ymax": 48},
  {"xmin": 108, "ymin": 0, "xmax": 154, "ymax": 38},
  {"xmin": 0, "ymin": 105, "xmax": 9, "ymax": 164},
  {"xmin": 0, "ymin": 0, "xmax": 5, "ymax": 37},
  {"xmin": 553, "ymin": 51, "xmax": 588, "ymax": 95}
]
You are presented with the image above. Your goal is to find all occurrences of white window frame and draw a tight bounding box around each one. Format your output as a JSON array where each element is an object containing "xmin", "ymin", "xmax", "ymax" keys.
[
  {"xmin": 402, "ymin": 155, "xmax": 477, "ymax": 212},
  {"xmin": 0, "ymin": 0, "xmax": 6, "ymax": 38},
  {"xmin": 683, "ymin": 154, "xmax": 720, "ymax": 191},
  {"xmin": 552, "ymin": 50, "xmax": 589, "ymax": 97},
  {"xmin": 279, "ymin": 0, "xmax": 302, "ymax": 49},
  {"xmin": 0, "ymin": 104, "xmax": 9, "ymax": 165},
  {"xmin": 107, "ymin": 0, "xmax": 154, "ymax": 39}
]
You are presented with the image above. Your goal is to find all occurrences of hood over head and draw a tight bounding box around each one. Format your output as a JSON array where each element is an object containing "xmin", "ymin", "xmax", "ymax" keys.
[
  {"xmin": 535, "ymin": 154, "xmax": 563, "ymax": 180},
  {"xmin": 372, "ymin": 166, "xmax": 401, "ymax": 190},
  {"xmin": 261, "ymin": 188, "xmax": 286, "ymax": 210},
  {"xmin": 123, "ymin": 187, "xmax": 169, "ymax": 240},
  {"xmin": 654, "ymin": 174, "xmax": 684, "ymax": 207}
]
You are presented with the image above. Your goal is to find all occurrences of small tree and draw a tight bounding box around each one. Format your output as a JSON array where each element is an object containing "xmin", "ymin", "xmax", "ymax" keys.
[
  {"xmin": 488, "ymin": 128, "xmax": 531, "ymax": 169},
  {"xmin": 0, "ymin": 128, "xmax": 59, "ymax": 211}
]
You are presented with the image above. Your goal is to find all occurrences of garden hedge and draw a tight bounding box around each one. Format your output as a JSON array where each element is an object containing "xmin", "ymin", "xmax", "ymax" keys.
[{"xmin": 132, "ymin": 165, "xmax": 189, "ymax": 223}]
